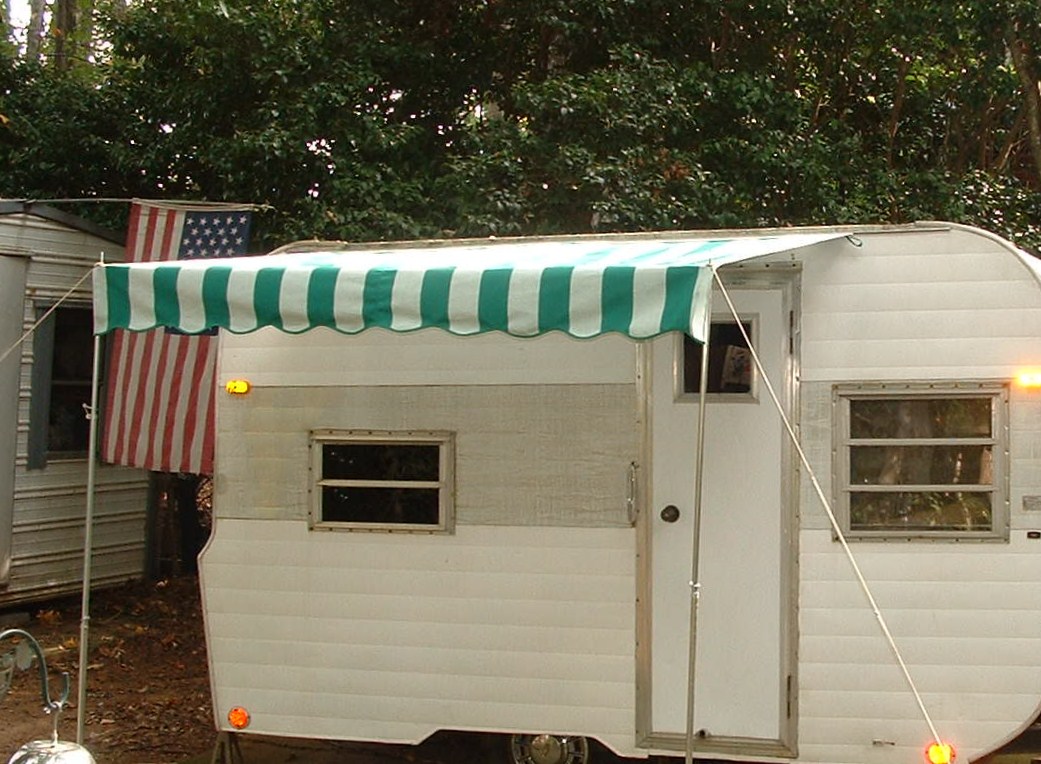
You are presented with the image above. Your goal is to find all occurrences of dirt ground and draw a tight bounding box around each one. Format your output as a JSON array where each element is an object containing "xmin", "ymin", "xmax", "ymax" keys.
[{"xmin": 1, "ymin": 575, "xmax": 214, "ymax": 763}]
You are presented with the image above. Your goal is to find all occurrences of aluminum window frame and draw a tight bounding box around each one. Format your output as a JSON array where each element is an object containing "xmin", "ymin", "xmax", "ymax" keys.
[
  {"xmin": 674, "ymin": 313, "xmax": 760, "ymax": 403},
  {"xmin": 833, "ymin": 382, "xmax": 1010, "ymax": 542},
  {"xmin": 309, "ymin": 429, "xmax": 455, "ymax": 534}
]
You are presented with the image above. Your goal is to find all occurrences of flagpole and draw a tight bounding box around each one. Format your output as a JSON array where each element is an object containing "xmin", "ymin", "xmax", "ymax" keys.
[{"xmin": 77, "ymin": 264, "xmax": 104, "ymax": 744}]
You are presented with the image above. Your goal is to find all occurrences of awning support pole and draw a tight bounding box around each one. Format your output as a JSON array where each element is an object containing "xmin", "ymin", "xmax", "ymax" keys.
[
  {"xmin": 77, "ymin": 273, "xmax": 103, "ymax": 744},
  {"xmin": 684, "ymin": 268, "xmax": 715, "ymax": 764}
]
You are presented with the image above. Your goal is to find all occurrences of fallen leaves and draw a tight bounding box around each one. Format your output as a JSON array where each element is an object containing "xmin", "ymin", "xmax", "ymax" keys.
[{"xmin": 0, "ymin": 576, "xmax": 214, "ymax": 763}]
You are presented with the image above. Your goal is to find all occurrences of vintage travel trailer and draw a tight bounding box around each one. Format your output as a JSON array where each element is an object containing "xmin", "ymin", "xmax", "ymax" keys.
[
  {"xmin": 0, "ymin": 202, "xmax": 148, "ymax": 607},
  {"xmin": 91, "ymin": 222, "xmax": 1041, "ymax": 764}
]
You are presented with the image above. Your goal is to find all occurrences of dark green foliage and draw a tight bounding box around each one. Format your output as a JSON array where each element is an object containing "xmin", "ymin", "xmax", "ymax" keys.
[
  {"xmin": 0, "ymin": 57, "xmax": 127, "ymax": 229},
  {"xmin": 0, "ymin": 0, "xmax": 1038, "ymax": 253}
]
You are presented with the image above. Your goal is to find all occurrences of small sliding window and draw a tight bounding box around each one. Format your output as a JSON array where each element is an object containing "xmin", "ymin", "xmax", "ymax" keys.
[{"xmin": 310, "ymin": 430, "xmax": 455, "ymax": 533}]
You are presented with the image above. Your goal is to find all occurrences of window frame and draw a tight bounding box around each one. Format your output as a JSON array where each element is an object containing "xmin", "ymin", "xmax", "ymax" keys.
[
  {"xmin": 27, "ymin": 302, "xmax": 96, "ymax": 469},
  {"xmin": 309, "ymin": 429, "xmax": 455, "ymax": 534},
  {"xmin": 833, "ymin": 382, "xmax": 1010, "ymax": 541},
  {"xmin": 674, "ymin": 313, "xmax": 760, "ymax": 403}
]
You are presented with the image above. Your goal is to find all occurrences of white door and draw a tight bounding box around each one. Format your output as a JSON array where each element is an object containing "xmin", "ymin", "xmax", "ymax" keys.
[{"xmin": 647, "ymin": 281, "xmax": 794, "ymax": 750}]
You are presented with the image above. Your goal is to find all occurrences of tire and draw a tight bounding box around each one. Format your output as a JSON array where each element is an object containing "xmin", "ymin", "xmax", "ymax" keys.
[{"xmin": 509, "ymin": 733, "xmax": 590, "ymax": 764}]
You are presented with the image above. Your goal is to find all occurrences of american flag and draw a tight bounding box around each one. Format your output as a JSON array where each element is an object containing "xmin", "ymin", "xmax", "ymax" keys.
[{"xmin": 100, "ymin": 202, "xmax": 252, "ymax": 475}]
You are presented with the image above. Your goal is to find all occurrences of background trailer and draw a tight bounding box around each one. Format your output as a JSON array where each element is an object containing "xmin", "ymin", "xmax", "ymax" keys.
[
  {"xmin": 92, "ymin": 223, "xmax": 1041, "ymax": 764},
  {"xmin": 0, "ymin": 202, "xmax": 148, "ymax": 607}
]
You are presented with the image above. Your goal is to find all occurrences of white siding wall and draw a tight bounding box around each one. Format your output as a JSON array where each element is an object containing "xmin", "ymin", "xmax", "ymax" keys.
[
  {"xmin": 219, "ymin": 326, "xmax": 637, "ymax": 387},
  {"xmin": 0, "ymin": 211, "xmax": 122, "ymax": 260},
  {"xmin": 205, "ymin": 226, "xmax": 1041, "ymax": 762},
  {"xmin": 202, "ymin": 521, "xmax": 638, "ymax": 753},
  {"xmin": 2, "ymin": 212, "xmax": 149, "ymax": 605},
  {"xmin": 796, "ymin": 227, "xmax": 1041, "ymax": 763},
  {"xmin": 207, "ymin": 329, "xmax": 641, "ymax": 753},
  {"xmin": 801, "ymin": 228, "xmax": 1041, "ymax": 381}
]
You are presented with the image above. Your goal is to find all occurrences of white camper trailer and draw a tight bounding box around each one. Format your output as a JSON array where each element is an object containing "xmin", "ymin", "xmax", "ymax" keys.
[
  {"xmin": 0, "ymin": 202, "xmax": 148, "ymax": 607},
  {"xmin": 92, "ymin": 223, "xmax": 1041, "ymax": 764}
]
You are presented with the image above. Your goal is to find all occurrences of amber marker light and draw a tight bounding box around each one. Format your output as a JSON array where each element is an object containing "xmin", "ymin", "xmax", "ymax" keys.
[
  {"xmin": 228, "ymin": 706, "xmax": 251, "ymax": 730},
  {"xmin": 225, "ymin": 379, "xmax": 251, "ymax": 395},
  {"xmin": 1017, "ymin": 370, "xmax": 1041, "ymax": 388},
  {"xmin": 926, "ymin": 741, "xmax": 955, "ymax": 764}
]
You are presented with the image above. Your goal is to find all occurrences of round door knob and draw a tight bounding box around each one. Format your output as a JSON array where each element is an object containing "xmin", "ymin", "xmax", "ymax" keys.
[{"xmin": 660, "ymin": 505, "xmax": 680, "ymax": 523}]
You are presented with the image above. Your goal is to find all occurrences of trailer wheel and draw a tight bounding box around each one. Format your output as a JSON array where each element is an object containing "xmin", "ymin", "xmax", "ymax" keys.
[{"xmin": 509, "ymin": 733, "xmax": 590, "ymax": 764}]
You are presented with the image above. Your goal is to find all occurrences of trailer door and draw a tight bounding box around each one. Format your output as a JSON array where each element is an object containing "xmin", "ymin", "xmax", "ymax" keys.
[{"xmin": 645, "ymin": 279, "xmax": 796, "ymax": 755}]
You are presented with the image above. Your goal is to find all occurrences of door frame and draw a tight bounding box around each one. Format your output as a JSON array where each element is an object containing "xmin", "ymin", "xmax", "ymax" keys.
[{"xmin": 634, "ymin": 267, "xmax": 801, "ymax": 758}]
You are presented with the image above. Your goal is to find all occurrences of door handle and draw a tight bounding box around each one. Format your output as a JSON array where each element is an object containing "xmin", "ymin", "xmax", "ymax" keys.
[{"xmin": 660, "ymin": 505, "xmax": 680, "ymax": 523}]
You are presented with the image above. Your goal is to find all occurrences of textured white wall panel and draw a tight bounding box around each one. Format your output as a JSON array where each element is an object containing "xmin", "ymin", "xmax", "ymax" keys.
[
  {"xmin": 201, "ymin": 519, "xmax": 638, "ymax": 755},
  {"xmin": 215, "ymin": 383, "xmax": 638, "ymax": 527}
]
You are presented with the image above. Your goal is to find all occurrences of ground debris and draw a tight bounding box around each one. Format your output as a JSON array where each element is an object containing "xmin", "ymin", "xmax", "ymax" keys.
[{"xmin": 0, "ymin": 575, "xmax": 214, "ymax": 763}]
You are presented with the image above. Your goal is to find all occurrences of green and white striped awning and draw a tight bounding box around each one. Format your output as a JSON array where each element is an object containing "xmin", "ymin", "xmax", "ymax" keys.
[{"xmin": 93, "ymin": 233, "xmax": 846, "ymax": 342}]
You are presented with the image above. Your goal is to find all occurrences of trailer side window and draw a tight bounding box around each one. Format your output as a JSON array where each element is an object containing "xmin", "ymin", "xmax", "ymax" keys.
[
  {"xmin": 679, "ymin": 319, "xmax": 755, "ymax": 399},
  {"xmin": 309, "ymin": 430, "xmax": 455, "ymax": 533},
  {"xmin": 834, "ymin": 384, "xmax": 1008, "ymax": 540},
  {"xmin": 27, "ymin": 304, "xmax": 95, "ymax": 469}
]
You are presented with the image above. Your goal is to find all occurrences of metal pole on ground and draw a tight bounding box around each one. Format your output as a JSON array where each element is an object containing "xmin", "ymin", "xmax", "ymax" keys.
[
  {"xmin": 76, "ymin": 274, "xmax": 104, "ymax": 744},
  {"xmin": 684, "ymin": 269, "xmax": 715, "ymax": 764}
]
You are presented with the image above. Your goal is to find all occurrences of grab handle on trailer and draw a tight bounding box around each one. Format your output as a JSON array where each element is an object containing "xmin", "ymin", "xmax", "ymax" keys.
[{"xmin": 627, "ymin": 462, "xmax": 638, "ymax": 526}]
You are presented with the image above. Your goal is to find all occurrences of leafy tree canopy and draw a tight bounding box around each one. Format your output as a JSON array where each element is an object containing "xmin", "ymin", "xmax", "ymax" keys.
[{"xmin": 1, "ymin": 0, "xmax": 1039, "ymax": 253}]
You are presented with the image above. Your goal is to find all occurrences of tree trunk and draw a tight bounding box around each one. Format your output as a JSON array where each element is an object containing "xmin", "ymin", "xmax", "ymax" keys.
[
  {"xmin": 886, "ymin": 55, "xmax": 911, "ymax": 169},
  {"xmin": 996, "ymin": 109, "xmax": 1027, "ymax": 173},
  {"xmin": 78, "ymin": 0, "xmax": 93, "ymax": 61},
  {"xmin": 1006, "ymin": 21, "xmax": 1041, "ymax": 187},
  {"xmin": 25, "ymin": 0, "xmax": 45, "ymax": 62},
  {"xmin": 50, "ymin": 0, "xmax": 94, "ymax": 69},
  {"xmin": 53, "ymin": 0, "xmax": 76, "ymax": 69}
]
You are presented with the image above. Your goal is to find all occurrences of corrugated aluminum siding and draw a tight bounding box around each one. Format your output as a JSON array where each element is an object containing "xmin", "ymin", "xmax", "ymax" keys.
[
  {"xmin": 0, "ymin": 256, "xmax": 29, "ymax": 584},
  {"xmin": 1, "ymin": 212, "xmax": 149, "ymax": 606}
]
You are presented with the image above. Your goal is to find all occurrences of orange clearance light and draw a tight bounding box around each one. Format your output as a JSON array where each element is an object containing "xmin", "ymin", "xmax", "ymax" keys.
[
  {"xmin": 926, "ymin": 741, "xmax": 955, "ymax": 764},
  {"xmin": 228, "ymin": 706, "xmax": 250, "ymax": 730},
  {"xmin": 1017, "ymin": 371, "xmax": 1041, "ymax": 388},
  {"xmin": 225, "ymin": 379, "xmax": 251, "ymax": 395}
]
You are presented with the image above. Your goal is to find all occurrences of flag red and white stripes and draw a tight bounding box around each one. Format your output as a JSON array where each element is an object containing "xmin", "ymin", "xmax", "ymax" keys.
[{"xmin": 100, "ymin": 202, "xmax": 251, "ymax": 475}]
